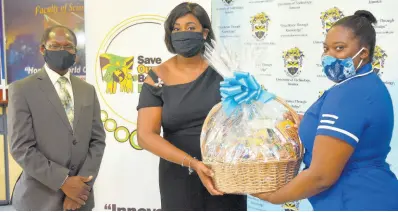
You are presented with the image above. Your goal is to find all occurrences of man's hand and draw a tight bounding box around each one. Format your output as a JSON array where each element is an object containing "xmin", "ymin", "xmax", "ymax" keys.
[
  {"xmin": 61, "ymin": 176, "xmax": 93, "ymax": 205},
  {"xmin": 63, "ymin": 197, "xmax": 81, "ymax": 211}
]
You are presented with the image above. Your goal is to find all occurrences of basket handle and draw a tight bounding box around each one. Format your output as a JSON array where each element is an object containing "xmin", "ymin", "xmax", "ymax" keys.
[
  {"xmin": 274, "ymin": 96, "xmax": 303, "ymax": 158},
  {"xmin": 274, "ymin": 97, "xmax": 300, "ymax": 125}
]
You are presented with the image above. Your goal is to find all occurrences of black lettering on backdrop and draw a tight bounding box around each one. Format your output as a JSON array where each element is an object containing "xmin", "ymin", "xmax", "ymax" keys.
[
  {"xmin": 137, "ymin": 55, "xmax": 162, "ymax": 65},
  {"xmin": 104, "ymin": 204, "xmax": 161, "ymax": 211}
]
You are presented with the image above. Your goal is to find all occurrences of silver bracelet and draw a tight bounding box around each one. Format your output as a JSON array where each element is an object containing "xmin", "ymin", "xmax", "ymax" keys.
[
  {"xmin": 188, "ymin": 157, "xmax": 196, "ymax": 175},
  {"xmin": 181, "ymin": 155, "xmax": 189, "ymax": 167}
]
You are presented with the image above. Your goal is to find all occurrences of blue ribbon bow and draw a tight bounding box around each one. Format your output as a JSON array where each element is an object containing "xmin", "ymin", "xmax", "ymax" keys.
[{"xmin": 220, "ymin": 71, "xmax": 275, "ymax": 115}]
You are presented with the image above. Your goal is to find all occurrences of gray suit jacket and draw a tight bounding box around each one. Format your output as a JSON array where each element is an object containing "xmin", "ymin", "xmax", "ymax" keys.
[{"xmin": 7, "ymin": 69, "xmax": 106, "ymax": 211}]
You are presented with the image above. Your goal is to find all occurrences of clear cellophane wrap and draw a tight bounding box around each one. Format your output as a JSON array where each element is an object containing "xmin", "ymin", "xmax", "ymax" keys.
[
  {"xmin": 201, "ymin": 40, "xmax": 302, "ymax": 164},
  {"xmin": 200, "ymin": 40, "xmax": 303, "ymax": 194}
]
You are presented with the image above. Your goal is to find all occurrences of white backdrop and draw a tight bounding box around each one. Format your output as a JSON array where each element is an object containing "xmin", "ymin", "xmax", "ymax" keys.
[
  {"xmin": 211, "ymin": 0, "xmax": 398, "ymax": 211},
  {"xmin": 85, "ymin": 0, "xmax": 211, "ymax": 210}
]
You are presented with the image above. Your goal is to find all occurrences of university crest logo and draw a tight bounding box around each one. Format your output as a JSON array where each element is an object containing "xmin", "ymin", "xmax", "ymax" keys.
[
  {"xmin": 250, "ymin": 12, "xmax": 271, "ymax": 40},
  {"xmin": 320, "ymin": 7, "xmax": 344, "ymax": 35},
  {"xmin": 222, "ymin": 0, "xmax": 234, "ymax": 6},
  {"xmin": 372, "ymin": 46, "xmax": 387, "ymax": 76},
  {"xmin": 282, "ymin": 47, "xmax": 305, "ymax": 77}
]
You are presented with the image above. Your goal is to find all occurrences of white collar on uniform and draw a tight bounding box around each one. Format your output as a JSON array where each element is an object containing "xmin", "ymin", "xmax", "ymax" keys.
[
  {"xmin": 335, "ymin": 70, "xmax": 373, "ymax": 86},
  {"xmin": 44, "ymin": 63, "xmax": 71, "ymax": 85}
]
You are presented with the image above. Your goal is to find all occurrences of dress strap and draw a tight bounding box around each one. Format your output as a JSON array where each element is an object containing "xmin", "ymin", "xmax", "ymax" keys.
[
  {"xmin": 147, "ymin": 69, "xmax": 164, "ymax": 87},
  {"xmin": 147, "ymin": 69, "xmax": 160, "ymax": 83}
]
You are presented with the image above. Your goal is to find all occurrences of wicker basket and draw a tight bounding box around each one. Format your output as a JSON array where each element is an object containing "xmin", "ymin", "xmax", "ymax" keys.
[{"xmin": 200, "ymin": 97, "xmax": 303, "ymax": 194}]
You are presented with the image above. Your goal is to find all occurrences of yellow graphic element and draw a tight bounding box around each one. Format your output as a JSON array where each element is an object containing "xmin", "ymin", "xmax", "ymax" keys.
[
  {"xmin": 5, "ymin": 34, "xmax": 16, "ymax": 49},
  {"xmin": 319, "ymin": 90, "xmax": 325, "ymax": 98},
  {"xmin": 94, "ymin": 14, "xmax": 165, "ymax": 126},
  {"xmin": 320, "ymin": 7, "xmax": 344, "ymax": 34},
  {"xmin": 372, "ymin": 46, "xmax": 387, "ymax": 75},
  {"xmin": 282, "ymin": 47, "xmax": 305, "ymax": 77},
  {"xmin": 101, "ymin": 110, "xmax": 142, "ymax": 150},
  {"xmin": 99, "ymin": 53, "xmax": 134, "ymax": 94},
  {"xmin": 250, "ymin": 12, "xmax": 271, "ymax": 40},
  {"xmin": 282, "ymin": 202, "xmax": 299, "ymax": 211},
  {"xmin": 137, "ymin": 64, "xmax": 152, "ymax": 74}
]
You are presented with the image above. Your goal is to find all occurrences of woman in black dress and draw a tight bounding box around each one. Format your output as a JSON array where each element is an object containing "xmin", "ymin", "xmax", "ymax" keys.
[{"xmin": 137, "ymin": 2, "xmax": 247, "ymax": 211}]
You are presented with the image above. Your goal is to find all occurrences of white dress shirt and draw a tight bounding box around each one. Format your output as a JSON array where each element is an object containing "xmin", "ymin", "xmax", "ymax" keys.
[{"xmin": 44, "ymin": 64, "xmax": 74, "ymax": 104}]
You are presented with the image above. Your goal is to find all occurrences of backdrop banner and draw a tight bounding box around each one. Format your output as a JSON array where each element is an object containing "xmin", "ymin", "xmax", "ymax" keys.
[
  {"xmin": 3, "ymin": 0, "xmax": 85, "ymax": 83},
  {"xmin": 211, "ymin": 0, "xmax": 398, "ymax": 211},
  {"xmin": 85, "ymin": 0, "xmax": 211, "ymax": 210}
]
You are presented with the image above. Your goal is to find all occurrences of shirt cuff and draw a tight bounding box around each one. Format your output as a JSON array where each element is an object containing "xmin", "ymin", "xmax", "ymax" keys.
[{"xmin": 60, "ymin": 175, "xmax": 69, "ymax": 189}]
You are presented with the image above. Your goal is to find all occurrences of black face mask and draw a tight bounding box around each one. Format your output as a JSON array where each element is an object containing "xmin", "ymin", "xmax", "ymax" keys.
[
  {"xmin": 44, "ymin": 49, "xmax": 76, "ymax": 71},
  {"xmin": 171, "ymin": 32, "xmax": 205, "ymax": 58}
]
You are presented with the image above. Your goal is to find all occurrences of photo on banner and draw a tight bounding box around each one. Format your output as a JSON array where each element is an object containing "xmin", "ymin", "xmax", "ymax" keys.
[
  {"xmin": 211, "ymin": 0, "xmax": 398, "ymax": 211},
  {"xmin": 3, "ymin": 0, "xmax": 85, "ymax": 84}
]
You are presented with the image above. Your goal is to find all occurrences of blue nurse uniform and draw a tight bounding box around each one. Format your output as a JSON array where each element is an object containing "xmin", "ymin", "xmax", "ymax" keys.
[{"xmin": 299, "ymin": 63, "xmax": 398, "ymax": 210}]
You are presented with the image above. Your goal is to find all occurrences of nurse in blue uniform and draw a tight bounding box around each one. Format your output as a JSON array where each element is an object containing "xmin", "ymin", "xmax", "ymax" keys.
[{"xmin": 254, "ymin": 10, "xmax": 398, "ymax": 210}]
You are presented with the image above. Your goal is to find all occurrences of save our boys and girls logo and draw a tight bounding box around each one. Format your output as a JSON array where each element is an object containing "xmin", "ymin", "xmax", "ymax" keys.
[{"xmin": 94, "ymin": 15, "xmax": 170, "ymax": 151}]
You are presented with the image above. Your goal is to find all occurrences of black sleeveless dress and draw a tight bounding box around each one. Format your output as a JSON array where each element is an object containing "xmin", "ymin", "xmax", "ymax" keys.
[{"xmin": 137, "ymin": 66, "xmax": 247, "ymax": 211}]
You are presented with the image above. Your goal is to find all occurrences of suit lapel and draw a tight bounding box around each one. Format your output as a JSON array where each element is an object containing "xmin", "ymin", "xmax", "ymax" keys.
[
  {"xmin": 37, "ymin": 69, "xmax": 73, "ymax": 134},
  {"xmin": 70, "ymin": 75, "xmax": 84, "ymax": 130}
]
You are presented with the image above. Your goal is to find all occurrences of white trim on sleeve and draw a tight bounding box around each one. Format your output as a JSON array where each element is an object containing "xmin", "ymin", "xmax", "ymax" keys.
[
  {"xmin": 320, "ymin": 120, "xmax": 335, "ymax": 124},
  {"xmin": 322, "ymin": 114, "xmax": 339, "ymax": 119},
  {"xmin": 317, "ymin": 125, "xmax": 359, "ymax": 142}
]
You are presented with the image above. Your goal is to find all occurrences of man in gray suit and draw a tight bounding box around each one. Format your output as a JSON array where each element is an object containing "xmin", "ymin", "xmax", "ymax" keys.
[{"xmin": 7, "ymin": 25, "xmax": 106, "ymax": 211}]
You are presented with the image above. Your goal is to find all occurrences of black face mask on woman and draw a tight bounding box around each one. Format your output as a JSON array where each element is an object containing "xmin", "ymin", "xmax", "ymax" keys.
[
  {"xmin": 171, "ymin": 31, "xmax": 205, "ymax": 58},
  {"xmin": 44, "ymin": 49, "xmax": 76, "ymax": 70}
]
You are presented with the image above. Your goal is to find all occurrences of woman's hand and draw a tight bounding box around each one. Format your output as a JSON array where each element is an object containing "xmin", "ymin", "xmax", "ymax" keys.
[
  {"xmin": 192, "ymin": 160, "xmax": 224, "ymax": 196},
  {"xmin": 284, "ymin": 111, "xmax": 303, "ymax": 128}
]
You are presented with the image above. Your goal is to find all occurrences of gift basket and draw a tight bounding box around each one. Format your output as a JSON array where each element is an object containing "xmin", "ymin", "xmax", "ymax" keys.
[{"xmin": 200, "ymin": 40, "xmax": 303, "ymax": 194}]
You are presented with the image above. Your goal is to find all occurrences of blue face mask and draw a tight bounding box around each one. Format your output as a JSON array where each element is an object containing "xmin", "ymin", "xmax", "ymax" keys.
[{"xmin": 322, "ymin": 47, "xmax": 365, "ymax": 83}]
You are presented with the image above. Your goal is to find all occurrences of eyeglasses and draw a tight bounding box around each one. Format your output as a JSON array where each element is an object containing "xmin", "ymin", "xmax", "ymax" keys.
[{"xmin": 45, "ymin": 44, "xmax": 76, "ymax": 53}]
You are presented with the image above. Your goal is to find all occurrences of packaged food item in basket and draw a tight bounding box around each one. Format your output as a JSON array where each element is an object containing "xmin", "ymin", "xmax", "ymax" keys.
[{"xmin": 201, "ymin": 40, "xmax": 303, "ymax": 194}]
